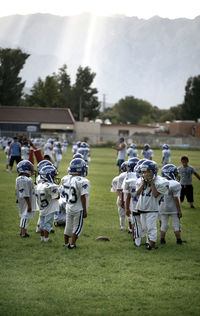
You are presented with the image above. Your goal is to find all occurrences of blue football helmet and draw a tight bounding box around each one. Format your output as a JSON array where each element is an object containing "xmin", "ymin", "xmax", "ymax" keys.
[
  {"xmin": 37, "ymin": 160, "xmax": 52, "ymax": 174},
  {"xmin": 162, "ymin": 144, "xmax": 169, "ymax": 150},
  {"xmin": 17, "ymin": 160, "xmax": 34, "ymax": 176},
  {"xmin": 140, "ymin": 160, "xmax": 158, "ymax": 176},
  {"xmin": 130, "ymin": 143, "xmax": 136, "ymax": 149},
  {"xmin": 127, "ymin": 157, "xmax": 139, "ymax": 172},
  {"xmin": 144, "ymin": 143, "xmax": 150, "ymax": 150},
  {"xmin": 40, "ymin": 165, "xmax": 60, "ymax": 184},
  {"xmin": 161, "ymin": 164, "xmax": 178, "ymax": 180},
  {"xmin": 80, "ymin": 142, "xmax": 88, "ymax": 148},
  {"xmin": 120, "ymin": 161, "xmax": 128, "ymax": 172},
  {"xmin": 134, "ymin": 159, "xmax": 147, "ymax": 178},
  {"xmin": 68, "ymin": 158, "xmax": 88, "ymax": 176},
  {"xmin": 73, "ymin": 153, "xmax": 84, "ymax": 160}
]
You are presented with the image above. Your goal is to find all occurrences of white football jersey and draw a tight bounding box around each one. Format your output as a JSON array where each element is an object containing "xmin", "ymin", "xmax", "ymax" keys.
[
  {"xmin": 122, "ymin": 172, "xmax": 136, "ymax": 201},
  {"xmin": 54, "ymin": 147, "xmax": 62, "ymax": 160},
  {"xmin": 159, "ymin": 180, "xmax": 181, "ymax": 214},
  {"xmin": 35, "ymin": 182, "xmax": 59, "ymax": 216},
  {"xmin": 111, "ymin": 175, "xmax": 120, "ymax": 192},
  {"xmin": 123, "ymin": 173, "xmax": 138, "ymax": 211},
  {"xmin": 16, "ymin": 176, "xmax": 36, "ymax": 218},
  {"xmin": 162, "ymin": 149, "xmax": 171, "ymax": 164},
  {"xmin": 44, "ymin": 143, "xmax": 53, "ymax": 157},
  {"xmin": 136, "ymin": 176, "xmax": 169, "ymax": 212},
  {"xmin": 21, "ymin": 146, "xmax": 30, "ymax": 160},
  {"xmin": 61, "ymin": 175, "xmax": 90, "ymax": 213},
  {"xmin": 127, "ymin": 148, "xmax": 138, "ymax": 158},
  {"xmin": 36, "ymin": 175, "xmax": 43, "ymax": 185},
  {"xmin": 141, "ymin": 149, "xmax": 153, "ymax": 160},
  {"xmin": 117, "ymin": 172, "xmax": 127, "ymax": 190},
  {"xmin": 72, "ymin": 144, "xmax": 78, "ymax": 154},
  {"xmin": 77, "ymin": 147, "xmax": 90, "ymax": 162}
]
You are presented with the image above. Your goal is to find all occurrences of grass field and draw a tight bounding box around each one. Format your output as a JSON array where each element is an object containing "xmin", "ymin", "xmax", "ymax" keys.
[{"xmin": 0, "ymin": 147, "xmax": 200, "ymax": 316}]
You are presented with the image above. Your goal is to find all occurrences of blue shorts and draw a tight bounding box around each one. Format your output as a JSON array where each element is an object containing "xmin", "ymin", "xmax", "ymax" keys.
[{"xmin": 117, "ymin": 159, "xmax": 124, "ymax": 167}]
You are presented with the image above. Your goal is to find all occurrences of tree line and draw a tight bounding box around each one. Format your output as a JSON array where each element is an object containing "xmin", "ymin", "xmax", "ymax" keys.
[{"xmin": 0, "ymin": 48, "xmax": 199, "ymax": 123}]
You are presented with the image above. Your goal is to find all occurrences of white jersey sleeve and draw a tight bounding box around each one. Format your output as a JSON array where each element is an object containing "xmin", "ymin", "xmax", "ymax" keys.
[
  {"xmin": 111, "ymin": 176, "xmax": 119, "ymax": 192},
  {"xmin": 117, "ymin": 172, "xmax": 127, "ymax": 190},
  {"xmin": 154, "ymin": 176, "xmax": 169, "ymax": 195}
]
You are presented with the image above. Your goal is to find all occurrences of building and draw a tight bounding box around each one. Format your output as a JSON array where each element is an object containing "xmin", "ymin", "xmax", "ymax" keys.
[
  {"xmin": 0, "ymin": 106, "xmax": 75, "ymax": 139},
  {"xmin": 157, "ymin": 121, "xmax": 200, "ymax": 138}
]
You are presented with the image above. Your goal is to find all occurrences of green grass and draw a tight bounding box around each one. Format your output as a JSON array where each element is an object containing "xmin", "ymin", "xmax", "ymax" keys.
[{"xmin": 0, "ymin": 147, "xmax": 200, "ymax": 316}]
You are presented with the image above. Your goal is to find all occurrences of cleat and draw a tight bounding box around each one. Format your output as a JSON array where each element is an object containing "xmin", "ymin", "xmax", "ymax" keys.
[
  {"xmin": 68, "ymin": 244, "xmax": 76, "ymax": 249},
  {"xmin": 21, "ymin": 233, "xmax": 30, "ymax": 238},
  {"xmin": 160, "ymin": 238, "xmax": 166, "ymax": 244},
  {"xmin": 146, "ymin": 244, "xmax": 158, "ymax": 250}
]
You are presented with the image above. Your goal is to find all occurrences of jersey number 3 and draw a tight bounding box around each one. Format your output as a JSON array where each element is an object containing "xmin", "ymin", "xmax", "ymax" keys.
[{"xmin": 65, "ymin": 187, "xmax": 78, "ymax": 204}]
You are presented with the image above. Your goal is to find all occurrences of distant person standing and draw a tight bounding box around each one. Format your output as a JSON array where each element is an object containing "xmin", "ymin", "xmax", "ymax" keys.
[
  {"xmin": 54, "ymin": 142, "xmax": 63, "ymax": 169},
  {"xmin": 162, "ymin": 144, "xmax": 171, "ymax": 166},
  {"xmin": 141, "ymin": 144, "xmax": 153, "ymax": 160},
  {"xmin": 112, "ymin": 137, "xmax": 127, "ymax": 172},
  {"xmin": 8, "ymin": 137, "xmax": 21, "ymax": 172},
  {"xmin": 21, "ymin": 141, "xmax": 30, "ymax": 160},
  {"xmin": 178, "ymin": 155, "xmax": 200, "ymax": 208},
  {"xmin": 62, "ymin": 140, "xmax": 68, "ymax": 153},
  {"xmin": 127, "ymin": 143, "xmax": 138, "ymax": 159},
  {"xmin": 4, "ymin": 140, "xmax": 11, "ymax": 172}
]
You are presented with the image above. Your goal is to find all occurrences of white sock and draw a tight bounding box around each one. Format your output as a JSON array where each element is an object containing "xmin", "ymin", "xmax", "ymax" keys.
[
  {"xmin": 44, "ymin": 237, "xmax": 49, "ymax": 242},
  {"xmin": 41, "ymin": 236, "xmax": 44, "ymax": 241}
]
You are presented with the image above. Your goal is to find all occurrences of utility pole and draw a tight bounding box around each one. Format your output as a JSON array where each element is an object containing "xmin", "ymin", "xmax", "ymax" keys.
[
  {"xmin": 102, "ymin": 94, "xmax": 106, "ymax": 112},
  {"xmin": 79, "ymin": 96, "xmax": 82, "ymax": 121}
]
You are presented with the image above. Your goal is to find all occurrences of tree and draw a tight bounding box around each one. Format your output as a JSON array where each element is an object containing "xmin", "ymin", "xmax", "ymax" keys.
[
  {"xmin": 71, "ymin": 66, "xmax": 100, "ymax": 120},
  {"xmin": 0, "ymin": 48, "xmax": 30, "ymax": 106},
  {"xmin": 25, "ymin": 75, "xmax": 60, "ymax": 107},
  {"xmin": 111, "ymin": 96, "xmax": 153, "ymax": 124},
  {"xmin": 182, "ymin": 75, "xmax": 200, "ymax": 120},
  {"xmin": 55, "ymin": 64, "xmax": 71, "ymax": 107}
]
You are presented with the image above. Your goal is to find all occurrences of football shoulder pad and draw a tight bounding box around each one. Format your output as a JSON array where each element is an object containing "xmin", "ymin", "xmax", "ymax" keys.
[
  {"xmin": 111, "ymin": 176, "xmax": 119, "ymax": 192},
  {"xmin": 61, "ymin": 175, "xmax": 72, "ymax": 185},
  {"xmin": 155, "ymin": 176, "xmax": 169, "ymax": 194},
  {"xmin": 169, "ymin": 180, "xmax": 181, "ymax": 193}
]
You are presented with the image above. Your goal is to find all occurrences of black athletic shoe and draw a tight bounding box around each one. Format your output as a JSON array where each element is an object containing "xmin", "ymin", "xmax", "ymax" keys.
[
  {"xmin": 21, "ymin": 233, "xmax": 30, "ymax": 238},
  {"xmin": 68, "ymin": 244, "xmax": 76, "ymax": 249},
  {"xmin": 50, "ymin": 229, "xmax": 55, "ymax": 233},
  {"xmin": 176, "ymin": 239, "xmax": 183, "ymax": 245},
  {"xmin": 146, "ymin": 244, "xmax": 158, "ymax": 250},
  {"xmin": 160, "ymin": 238, "xmax": 166, "ymax": 244},
  {"xmin": 190, "ymin": 205, "xmax": 195, "ymax": 209}
]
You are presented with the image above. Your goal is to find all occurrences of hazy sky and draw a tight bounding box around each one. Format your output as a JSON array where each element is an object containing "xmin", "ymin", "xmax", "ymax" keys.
[{"xmin": 1, "ymin": 0, "xmax": 200, "ymax": 19}]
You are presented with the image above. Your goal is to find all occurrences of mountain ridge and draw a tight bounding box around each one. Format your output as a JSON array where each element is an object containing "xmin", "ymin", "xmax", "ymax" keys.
[{"xmin": 0, "ymin": 13, "xmax": 200, "ymax": 108}]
